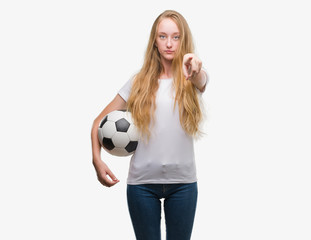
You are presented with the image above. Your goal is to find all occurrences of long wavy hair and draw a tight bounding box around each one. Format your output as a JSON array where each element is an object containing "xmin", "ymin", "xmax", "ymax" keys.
[{"xmin": 127, "ymin": 10, "xmax": 203, "ymax": 139}]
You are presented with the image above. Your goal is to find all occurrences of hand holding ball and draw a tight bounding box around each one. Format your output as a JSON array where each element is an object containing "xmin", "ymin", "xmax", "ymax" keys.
[{"xmin": 98, "ymin": 110, "xmax": 139, "ymax": 156}]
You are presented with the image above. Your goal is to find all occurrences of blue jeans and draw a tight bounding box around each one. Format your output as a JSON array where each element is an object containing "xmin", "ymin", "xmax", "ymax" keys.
[{"xmin": 127, "ymin": 182, "xmax": 198, "ymax": 240}]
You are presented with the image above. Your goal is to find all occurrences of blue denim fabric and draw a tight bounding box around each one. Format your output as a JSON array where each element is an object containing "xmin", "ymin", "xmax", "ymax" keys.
[{"xmin": 127, "ymin": 182, "xmax": 198, "ymax": 240}]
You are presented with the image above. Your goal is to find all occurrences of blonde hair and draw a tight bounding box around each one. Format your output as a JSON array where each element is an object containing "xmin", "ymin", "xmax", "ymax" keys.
[{"xmin": 127, "ymin": 10, "xmax": 203, "ymax": 139}]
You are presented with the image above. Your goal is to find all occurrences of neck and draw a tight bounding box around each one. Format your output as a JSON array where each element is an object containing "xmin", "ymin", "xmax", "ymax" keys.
[{"xmin": 160, "ymin": 58, "xmax": 173, "ymax": 79}]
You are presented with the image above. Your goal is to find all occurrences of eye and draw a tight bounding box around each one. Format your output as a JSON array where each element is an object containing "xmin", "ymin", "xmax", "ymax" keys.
[
  {"xmin": 173, "ymin": 35, "xmax": 180, "ymax": 40},
  {"xmin": 159, "ymin": 35, "xmax": 166, "ymax": 39}
]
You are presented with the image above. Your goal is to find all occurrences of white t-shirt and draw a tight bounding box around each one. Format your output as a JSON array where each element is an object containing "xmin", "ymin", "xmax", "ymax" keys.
[{"xmin": 118, "ymin": 77, "xmax": 206, "ymax": 185}]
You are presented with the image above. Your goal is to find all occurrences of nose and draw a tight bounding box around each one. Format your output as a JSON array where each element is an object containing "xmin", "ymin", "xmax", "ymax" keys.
[{"xmin": 166, "ymin": 37, "xmax": 172, "ymax": 48}]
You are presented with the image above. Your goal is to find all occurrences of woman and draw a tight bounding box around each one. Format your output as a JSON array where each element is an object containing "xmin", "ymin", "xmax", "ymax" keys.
[{"xmin": 91, "ymin": 10, "xmax": 208, "ymax": 240}]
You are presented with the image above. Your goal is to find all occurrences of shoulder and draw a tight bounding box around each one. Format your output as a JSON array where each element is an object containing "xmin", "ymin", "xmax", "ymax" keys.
[{"xmin": 118, "ymin": 76, "xmax": 136, "ymax": 102}]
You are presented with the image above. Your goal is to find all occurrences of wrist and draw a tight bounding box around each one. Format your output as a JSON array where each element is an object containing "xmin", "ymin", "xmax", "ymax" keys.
[
  {"xmin": 193, "ymin": 71, "xmax": 207, "ymax": 92},
  {"xmin": 92, "ymin": 155, "xmax": 102, "ymax": 164}
]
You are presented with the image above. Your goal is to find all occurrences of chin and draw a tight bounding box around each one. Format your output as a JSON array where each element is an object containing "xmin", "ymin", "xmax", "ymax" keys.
[{"xmin": 164, "ymin": 56, "xmax": 174, "ymax": 61}]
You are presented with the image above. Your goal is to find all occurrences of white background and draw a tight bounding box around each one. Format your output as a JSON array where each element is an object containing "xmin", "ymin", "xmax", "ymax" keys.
[{"xmin": 1, "ymin": 0, "xmax": 310, "ymax": 239}]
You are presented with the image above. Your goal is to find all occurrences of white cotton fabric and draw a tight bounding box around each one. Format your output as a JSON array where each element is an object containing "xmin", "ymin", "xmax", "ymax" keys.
[{"xmin": 118, "ymin": 77, "xmax": 206, "ymax": 185}]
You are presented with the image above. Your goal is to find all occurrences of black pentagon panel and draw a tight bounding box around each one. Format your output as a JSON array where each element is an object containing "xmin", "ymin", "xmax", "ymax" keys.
[
  {"xmin": 102, "ymin": 137, "xmax": 115, "ymax": 150},
  {"xmin": 115, "ymin": 118, "xmax": 130, "ymax": 132},
  {"xmin": 125, "ymin": 141, "xmax": 138, "ymax": 153},
  {"xmin": 99, "ymin": 116, "xmax": 108, "ymax": 128}
]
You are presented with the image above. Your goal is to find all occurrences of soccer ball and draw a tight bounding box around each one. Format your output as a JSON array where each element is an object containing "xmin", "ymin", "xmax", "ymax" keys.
[{"xmin": 98, "ymin": 110, "xmax": 139, "ymax": 156}]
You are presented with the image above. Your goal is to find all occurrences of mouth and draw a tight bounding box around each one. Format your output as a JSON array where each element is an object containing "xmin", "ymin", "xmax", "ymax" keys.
[{"xmin": 165, "ymin": 50, "xmax": 174, "ymax": 54}]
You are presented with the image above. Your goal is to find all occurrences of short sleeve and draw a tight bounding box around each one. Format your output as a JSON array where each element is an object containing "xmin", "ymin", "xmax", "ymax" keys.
[{"xmin": 118, "ymin": 78, "xmax": 134, "ymax": 102}]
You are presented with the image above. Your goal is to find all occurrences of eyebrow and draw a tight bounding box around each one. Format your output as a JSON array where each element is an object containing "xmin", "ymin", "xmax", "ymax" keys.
[{"xmin": 158, "ymin": 32, "xmax": 180, "ymax": 35}]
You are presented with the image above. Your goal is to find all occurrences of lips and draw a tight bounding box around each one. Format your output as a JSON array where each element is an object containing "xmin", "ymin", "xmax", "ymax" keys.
[{"xmin": 165, "ymin": 51, "xmax": 174, "ymax": 54}]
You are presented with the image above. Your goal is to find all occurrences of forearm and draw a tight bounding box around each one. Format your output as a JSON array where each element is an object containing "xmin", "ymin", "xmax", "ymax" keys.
[
  {"xmin": 91, "ymin": 116, "xmax": 120, "ymax": 187},
  {"xmin": 192, "ymin": 70, "xmax": 208, "ymax": 92},
  {"xmin": 91, "ymin": 120, "xmax": 102, "ymax": 163}
]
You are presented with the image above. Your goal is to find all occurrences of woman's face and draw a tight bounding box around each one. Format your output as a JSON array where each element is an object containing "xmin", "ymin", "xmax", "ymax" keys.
[{"xmin": 155, "ymin": 18, "xmax": 180, "ymax": 62}]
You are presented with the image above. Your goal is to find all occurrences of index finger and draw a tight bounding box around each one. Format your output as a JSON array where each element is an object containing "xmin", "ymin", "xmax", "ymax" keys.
[
  {"xmin": 184, "ymin": 56, "xmax": 193, "ymax": 65},
  {"xmin": 100, "ymin": 175, "xmax": 119, "ymax": 187},
  {"xmin": 183, "ymin": 63, "xmax": 189, "ymax": 79}
]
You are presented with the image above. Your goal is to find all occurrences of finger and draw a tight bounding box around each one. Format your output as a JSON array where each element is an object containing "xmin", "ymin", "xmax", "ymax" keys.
[
  {"xmin": 99, "ymin": 175, "xmax": 118, "ymax": 187},
  {"xmin": 191, "ymin": 65, "xmax": 198, "ymax": 76},
  {"xmin": 190, "ymin": 59, "xmax": 201, "ymax": 78},
  {"xmin": 183, "ymin": 62, "xmax": 190, "ymax": 79},
  {"xmin": 190, "ymin": 72, "xmax": 197, "ymax": 80},
  {"xmin": 190, "ymin": 59, "xmax": 199, "ymax": 71},
  {"xmin": 183, "ymin": 56, "xmax": 194, "ymax": 80},
  {"xmin": 106, "ymin": 168, "xmax": 119, "ymax": 182},
  {"xmin": 184, "ymin": 56, "xmax": 193, "ymax": 65},
  {"xmin": 194, "ymin": 60, "xmax": 202, "ymax": 73},
  {"xmin": 198, "ymin": 61, "xmax": 202, "ymax": 71},
  {"xmin": 188, "ymin": 66, "xmax": 193, "ymax": 80}
]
